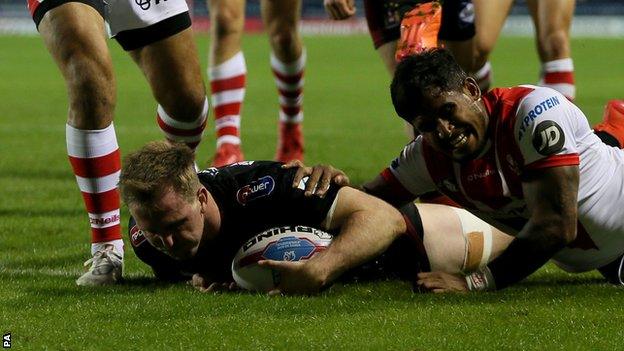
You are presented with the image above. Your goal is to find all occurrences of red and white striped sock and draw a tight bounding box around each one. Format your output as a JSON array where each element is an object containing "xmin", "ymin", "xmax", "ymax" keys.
[
  {"xmin": 156, "ymin": 97, "xmax": 209, "ymax": 151},
  {"xmin": 473, "ymin": 61, "xmax": 492, "ymax": 92},
  {"xmin": 539, "ymin": 58, "xmax": 575, "ymax": 101},
  {"xmin": 271, "ymin": 49, "xmax": 306, "ymax": 125},
  {"xmin": 209, "ymin": 52, "xmax": 246, "ymax": 147},
  {"xmin": 66, "ymin": 123, "xmax": 124, "ymax": 256}
]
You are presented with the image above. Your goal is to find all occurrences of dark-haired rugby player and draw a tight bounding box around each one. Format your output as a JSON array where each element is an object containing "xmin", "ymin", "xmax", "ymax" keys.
[{"xmin": 285, "ymin": 48, "xmax": 624, "ymax": 292}]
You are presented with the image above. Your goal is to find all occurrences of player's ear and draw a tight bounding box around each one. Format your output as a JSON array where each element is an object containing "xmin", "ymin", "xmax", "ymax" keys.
[
  {"xmin": 464, "ymin": 77, "xmax": 481, "ymax": 101},
  {"xmin": 197, "ymin": 187, "xmax": 209, "ymax": 212}
]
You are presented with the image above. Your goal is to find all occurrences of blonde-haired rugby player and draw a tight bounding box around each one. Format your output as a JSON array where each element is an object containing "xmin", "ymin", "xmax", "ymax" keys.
[{"xmin": 120, "ymin": 141, "xmax": 513, "ymax": 293}]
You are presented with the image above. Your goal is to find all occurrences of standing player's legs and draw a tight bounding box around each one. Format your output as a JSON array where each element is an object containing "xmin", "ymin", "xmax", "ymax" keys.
[
  {"xmin": 127, "ymin": 27, "xmax": 209, "ymax": 152},
  {"xmin": 261, "ymin": 0, "xmax": 306, "ymax": 162},
  {"xmin": 36, "ymin": 2, "xmax": 124, "ymax": 285},
  {"xmin": 527, "ymin": 0, "xmax": 576, "ymax": 101},
  {"xmin": 472, "ymin": 0, "xmax": 514, "ymax": 91},
  {"xmin": 207, "ymin": 0, "xmax": 246, "ymax": 167}
]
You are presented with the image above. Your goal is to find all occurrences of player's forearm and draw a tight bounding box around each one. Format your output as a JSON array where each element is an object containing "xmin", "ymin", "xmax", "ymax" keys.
[
  {"xmin": 315, "ymin": 209, "xmax": 406, "ymax": 285},
  {"xmin": 473, "ymin": 219, "xmax": 570, "ymax": 290}
]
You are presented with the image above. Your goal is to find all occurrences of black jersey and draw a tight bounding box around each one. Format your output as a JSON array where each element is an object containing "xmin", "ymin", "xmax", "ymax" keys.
[
  {"xmin": 129, "ymin": 161, "xmax": 342, "ymax": 281},
  {"xmin": 129, "ymin": 161, "xmax": 429, "ymax": 286}
]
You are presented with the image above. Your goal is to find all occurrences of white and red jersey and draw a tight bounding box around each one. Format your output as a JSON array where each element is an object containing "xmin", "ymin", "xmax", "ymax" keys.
[{"xmin": 383, "ymin": 86, "xmax": 624, "ymax": 272}]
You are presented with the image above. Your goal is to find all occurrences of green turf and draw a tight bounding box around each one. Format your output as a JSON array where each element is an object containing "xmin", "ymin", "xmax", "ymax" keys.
[{"xmin": 1, "ymin": 34, "xmax": 624, "ymax": 350}]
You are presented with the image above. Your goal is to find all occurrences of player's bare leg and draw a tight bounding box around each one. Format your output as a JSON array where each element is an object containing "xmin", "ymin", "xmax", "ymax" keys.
[
  {"xmin": 376, "ymin": 41, "xmax": 418, "ymax": 139},
  {"xmin": 207, "ymin": 0, "xmax": 246, "ymax": 167},
  {"xmin": 472, "ymin": 0, "xmax": 513, "ymax": 91},
  {"xmin": 129, "ymin": 28, "xmax": 209, "ymax": 152},
  {"xmin": 39, "ymin": 3, "xmax": 124, "ymax": 285},
  {"xmin": 417, "ymin": 204, "xmax": 513, "ymax": 273},
  {"xmin": 442, "ymin": 39, "xmax": 475, "ymax": 79},
  {"xmin": 527, "ymin": 0, "xmax": 576, "ymax": 100},
  {"xmin": 262, "ymin": 0, "xmax": 306, "ymax": 162},
  {"xmin": 377, "ymin": 41, "xmax": 399, "ymax": 76}
]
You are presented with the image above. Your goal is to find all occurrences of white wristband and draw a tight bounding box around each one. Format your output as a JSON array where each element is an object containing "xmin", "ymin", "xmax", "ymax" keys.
[{"xmin": 465, "ymin": 267, "xmax": 496, "ymax": 291}]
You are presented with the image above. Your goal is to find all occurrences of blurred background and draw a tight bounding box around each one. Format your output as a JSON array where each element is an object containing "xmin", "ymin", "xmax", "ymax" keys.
[{"xmin": 1, "ymin": 0, "xmax": 623, "ymax": 36}]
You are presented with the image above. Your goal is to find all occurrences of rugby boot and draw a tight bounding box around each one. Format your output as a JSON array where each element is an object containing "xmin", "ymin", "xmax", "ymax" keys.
[
  {"xmin": 594, "ymin": 99, "xmax": 624, "ymax": 148},
  {"xmin": 395, "ymin": 1, "xmax": 442, "ymax": 62},
  {"xmin": 212, "ymin": 143, "xmax": 244, "ymax": 167},
  {"xmin": 276, "ymin": 123, "xmax": 304, "ymax": 163},
  {"xmin": 76, "ymin": 244, "xmax": 124, "ymax": 286}
]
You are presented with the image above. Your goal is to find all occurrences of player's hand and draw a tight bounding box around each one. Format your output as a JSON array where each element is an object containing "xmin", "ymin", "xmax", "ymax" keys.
[
  {"xmin": 416, "ymin": 272, "xmax": 469, "ymax": 293},
  {"xmin": 324, "ymin": 0, "xmax": 356, "ymax": 20},
  {"xmin": 257, "ymin": 259, "xmax": 328, "ymax": 295},
  {"xmin": 282, "ymin": 160, "xmax": 350, "ymax": 197},
  {"xmin": 190, "ymin": 273, "xmax": 238, "ymax": 293}
]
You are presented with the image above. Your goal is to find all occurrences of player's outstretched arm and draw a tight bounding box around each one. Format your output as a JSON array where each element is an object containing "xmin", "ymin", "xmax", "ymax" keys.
[
  {"xmin": 258, "ymin": 187, "xmax": 406, "ymax": 295},
  {"xmin": 483, "ymin": 166, "xmax": 579, "ymax": 289}
]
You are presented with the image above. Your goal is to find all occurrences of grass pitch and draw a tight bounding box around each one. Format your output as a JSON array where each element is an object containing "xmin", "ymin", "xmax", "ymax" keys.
[{"xmin": 1, "ymin": 33, "xmax": 624, "ymax": 350}]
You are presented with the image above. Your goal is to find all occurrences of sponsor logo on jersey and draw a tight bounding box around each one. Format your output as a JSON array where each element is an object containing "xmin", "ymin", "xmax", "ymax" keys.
[
  {"xmin": 135, "ymin": 0, "xmax": 167, "ymax": 11},
  {"xmin": 532, "ymin": 121, "xmax": 565, "ymax": 155},
  {"xmin": 198, "ymin": 167, "xmax": 219, "ymax": 176},
  {"xmin": 518, "ymin": 95, "xmax": 561, "ymax": 139},
  {"xmin": 467, "ymin": 168, "xmax": 495, "ymax": 182},
  {"xmin": 242, "ymin": 225, "xmax": 332, "ymax": 252},
  {"xmin": 130, "ymin": 225, "xmax": 146, "ymax": 247},
  {"xmin": 230, "ymin": 161, "xmax": 255, "ymax": 167},
  {"xmin": 236, "ymin": 176, "xmax": 275, "ymax": 205}
]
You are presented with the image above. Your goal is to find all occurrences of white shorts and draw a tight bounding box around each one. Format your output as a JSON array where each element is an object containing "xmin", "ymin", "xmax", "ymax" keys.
[{"xmin": 30, "ymin": 0, "xmax": 190, "ymax": 50}]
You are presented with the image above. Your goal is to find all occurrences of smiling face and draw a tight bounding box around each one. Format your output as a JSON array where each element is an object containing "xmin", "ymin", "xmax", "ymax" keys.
[
  {"xmin": 410, "ymin": 79, "xmax": 490, "ymax": 162},
  {"xmin": 130, "ymin": 187, "xmax": 218, "ymax": 260}
]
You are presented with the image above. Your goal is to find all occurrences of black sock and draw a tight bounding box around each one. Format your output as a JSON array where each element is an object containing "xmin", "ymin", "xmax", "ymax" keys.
[{"xmin": 595, "ymin": 131, "xmax": 621, "ymax": 148}]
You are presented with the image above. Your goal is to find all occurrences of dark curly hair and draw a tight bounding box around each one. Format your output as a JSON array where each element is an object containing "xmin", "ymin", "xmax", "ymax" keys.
[{"xmin": 391, "ymin": 48, "xmax": 467, "ymax": 122}]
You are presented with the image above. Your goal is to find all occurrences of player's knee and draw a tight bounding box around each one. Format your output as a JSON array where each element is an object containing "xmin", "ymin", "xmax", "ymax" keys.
[
  {"xmin": 474, "ymin": 36, "xmax": 496, "ymax": 66},
  {"xmin": 158, "ymin": 88, "xmax": 206, "ymax": 123},
  {"xmin": 539, "ymin": 30, "xmax": 569, "ymax": 60},
  {"xmin": 212, "ymin": 6, "xmax": 244, "ymax": 41},
  {"xmin": 268, "ymin": 28, "xmax": 300, "ymax": 56}
]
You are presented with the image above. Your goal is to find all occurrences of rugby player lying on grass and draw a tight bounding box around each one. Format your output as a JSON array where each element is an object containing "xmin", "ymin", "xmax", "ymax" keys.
[
  {"xmin": 285, "ymin": 48, "xmax": 624, "ymax": 292},
  {"xmin": 120, "ymin": 141, "xmax": 513, "ymax": 294}
]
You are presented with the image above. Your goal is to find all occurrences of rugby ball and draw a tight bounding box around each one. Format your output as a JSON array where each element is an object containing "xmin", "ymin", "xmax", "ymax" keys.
[{"xmin": 231, "ymin": 225, "xmax": 333, "ymax": 292}]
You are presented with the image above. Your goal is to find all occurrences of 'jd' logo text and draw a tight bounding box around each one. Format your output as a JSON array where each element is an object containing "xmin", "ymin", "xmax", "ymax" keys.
[{"xmin": 532, "ymin": 121, "xmax": 565, "ymax": 156}]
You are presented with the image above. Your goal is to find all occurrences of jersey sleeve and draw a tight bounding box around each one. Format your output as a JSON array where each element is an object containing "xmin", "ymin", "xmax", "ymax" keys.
[
  {"xmin": 513, "ymin": 88, "xmax": 582, "ymax": 171},
  {"xmin": 383, "ymin": 138, "xmax": 437, "ymax": 197}
]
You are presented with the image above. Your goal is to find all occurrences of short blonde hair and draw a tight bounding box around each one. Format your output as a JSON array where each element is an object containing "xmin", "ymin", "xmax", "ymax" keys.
[{"xmin": 119, "ymin": 141, "xmax": 201, "ymax": 210}]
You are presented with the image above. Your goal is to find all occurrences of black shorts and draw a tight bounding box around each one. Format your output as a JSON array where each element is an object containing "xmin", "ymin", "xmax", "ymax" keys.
[{"xmin": 364, "ymin": 0, "xmax": 476, "ymax": 49}]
